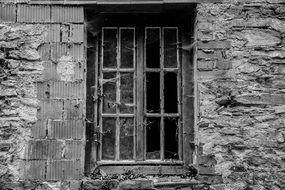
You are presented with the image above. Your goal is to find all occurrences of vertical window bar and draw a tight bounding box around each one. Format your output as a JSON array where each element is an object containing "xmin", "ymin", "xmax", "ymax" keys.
[
  {"xmin": 160, "ymin": 28, "xmax": 164, "ymax": 160},
  {"xmin": 99, "ymin": 29, "xmax": 104, "ymax": 161},
  {"xmin": 116, "ymin": 28, "xmax": 120, "ymax": 161},
  {"xmin": 176, "ymin": 28, "xmax": 182, "ymax": 160}
]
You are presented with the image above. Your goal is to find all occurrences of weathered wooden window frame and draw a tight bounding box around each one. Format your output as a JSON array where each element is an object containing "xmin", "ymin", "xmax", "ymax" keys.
[{"xmin": 87, "ymin": 12, "xmax": 195, "ymax": 175}]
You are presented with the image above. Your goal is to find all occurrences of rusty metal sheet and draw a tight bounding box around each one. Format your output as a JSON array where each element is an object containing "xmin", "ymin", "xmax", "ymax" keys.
[
  {"xmin": 45, "ymin": 24, "xmax": 61, "ymax": 42},
  {"xmin": 37, "ymin": 100, "xmax": 64, "ymax": 119},
  {"xmin": 23, "ymin": 160, "xmax": 46, "ymax": 180}
]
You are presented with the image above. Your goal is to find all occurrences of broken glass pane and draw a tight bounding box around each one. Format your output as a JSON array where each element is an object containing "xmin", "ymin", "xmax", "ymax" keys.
[
  {"xmin": 164, "ymin": 117, "xmax": 179, "ymax": 160},
  {"xmin": 102, "ymin": 118, "xmax": 116, "ymax": 160},
  {"xmin": 120, "ymin": 72, "xmax": 134, "ymax": 113},
  {"xmin": 146, "ymin": 118, "xmax": 160, "ymax": 160},
  {"xmin": 146, "ymin": 72, "xmax": 160, "ymax": 113},
  {"xmin": 164, "ymin": 28, "xmax": 178, "ymax": 68},
  {"xmin": 103, "ymin": 72, "xmax": 117, "ymax": 113},
  {"xmin": 121, "ymin": 29, "xmax": 134, "ymax": 68},
  {"xmin": 120, "ymin": 118, "xmax": 134, "ymax": 160},
  {"xmin": 103, "ymin": 29, "xmax": 117, "ymax": 68},
  {"xmin": 164, "ymin": 72, "xmax": 178, "ymax": 113},
  {"xmin": 146, "ymin": 28, "xmax": 160, "ymax": 68}
]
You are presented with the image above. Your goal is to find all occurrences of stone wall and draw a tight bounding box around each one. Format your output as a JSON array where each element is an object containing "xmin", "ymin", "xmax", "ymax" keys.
[
  {"xmin": 1, "ymin": 0, "xmax": 285, "ymax": 190},
  {"xmin": 197, "ymin": 1, "xmax": 285, "ymax": 189}
]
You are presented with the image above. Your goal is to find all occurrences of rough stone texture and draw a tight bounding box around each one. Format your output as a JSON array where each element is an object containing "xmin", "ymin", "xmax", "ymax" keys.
[
  {"xmin": 197, "ymin": 1, "xmax": 285, "ymax": 190},
  {"xmin": 1, "ymin": 0, "xmax": 285, "ymax": 190}
]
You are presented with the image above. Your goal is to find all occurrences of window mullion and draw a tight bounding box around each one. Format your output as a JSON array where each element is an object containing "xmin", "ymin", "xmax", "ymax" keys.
[
  {"xmin": 116, "ymin": 28, "xmax": 120, "ymax": 161},
  {"xmin": 135, "ymin": 27, "xmax": 144, "ymax": 161},
  {"xmin": 160, "ymin": 28, "xmax": 165, "ymax": 161}
]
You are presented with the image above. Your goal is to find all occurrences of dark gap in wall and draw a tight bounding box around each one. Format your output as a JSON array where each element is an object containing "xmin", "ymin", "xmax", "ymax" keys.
[
  {"xmin": 164, "ymin": 72, "xmax": 178, "ymax": 113},
  {"xmin": 164, "ymin": 117, "xmax": 178, "ymax": 160},
  {"xmin": 146, "ymin": 117, "xmax": 160, "ymax": 159},
  {"xmin": 146, "ymin": 28, "xmax": 160, "ymax": 68},
  {"xmin": 85, "ymin": 30, "xmax": 96, "ymax": 173},
  {"xmin": 146, "ymin": 72, "xmax": 160, "ymax": 113}
]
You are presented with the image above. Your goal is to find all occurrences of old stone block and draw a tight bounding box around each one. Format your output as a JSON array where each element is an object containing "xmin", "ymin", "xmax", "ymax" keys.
[
  {"xmin": 118, "ymin": 180, "xmax": 153, "ymax": 190},
  {"xmin": 51, "ymin": 6, "xmax": 84, "ymax": 23},
  {"xmin": 8, "ymin": 49, "xmax": 41, "ymax": 61},
  {"xmin": 63, "ymin": 100, "xmax": 83, "ymax": 119},
  {"xmin": 274, "ymin": 105, "xmax": 285, "ymax": 114},
  {"xmin": 197, "ymin": 41, "xmax": 231, "ymax": 50},
  {"xmin": 197, "ymin": 175, "xmax": 223, "ymax": 185},
  {"xmin": 26, "ymin": 140, "xmax": 63, "ymax": 159},
  {"xmin": 216, "ymin": 61, "xmax": 232, "ymax": 70},
  {"xmin": 235, "ymin": 94, "xmax": 285, "ymax": 105},
  {"xmin": 70, "ymin": 24, "xmax": 84, "ymax": 43},
  {"xmin": 17, "ymin": 4, "xmax": 51, "ymax": 23},
  {"xmin": 197, "ymin": 61, "xmax": 215, "ymax": 71},
  {"xmin": 46, "ymin": 160, "xmax": 82, "ymax": 180},
  {"xmin": 23, "ymin": 160, "xmax": 46, "ymax": 180},
  {"xmin": 37, "ymin": 100, "xmax": 64, "ymax": 119},
  {"xmin": 0, "ymin": 4, "xmax": 16, "ymax": 22},
  {"xmin": 48, "ymin": 120, "xmax": 84, "ymax": 140},
  {"xmin": 243, "ymin": 30, "xmax": 281, "ymax": 47}
]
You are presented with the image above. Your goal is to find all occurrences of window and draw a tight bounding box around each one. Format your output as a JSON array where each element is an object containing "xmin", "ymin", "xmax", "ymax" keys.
[{"xmin": 86, "ymin": 11, "xmax": 195, "ymax": 175}]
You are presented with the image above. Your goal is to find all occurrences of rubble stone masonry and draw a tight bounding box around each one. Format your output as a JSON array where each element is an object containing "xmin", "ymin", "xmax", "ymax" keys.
[{"xmin": 0, "ymin": 0, "xmax": 285, "ymax": 189}]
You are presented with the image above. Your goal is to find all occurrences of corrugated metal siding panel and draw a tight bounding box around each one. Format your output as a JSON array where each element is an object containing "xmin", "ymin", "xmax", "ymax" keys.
[
  {"xmin": 43, "ymin": 61, "xmax": 59, "ymax": 80},
  {"xmin": 70, "ymin": 24, "xmax": 84, "ymax": 43},
  {"xmin": 65, "ymin": 140, "xmax": 85, "ymax": 159},
  {"xmin": 23, "ymin": 160, "xmax": 46, "ymax": 180},
  {"xmin": 48, "ymin": 120, "xmax": 84, "ymax": 140},
  {"xmin": 26, "ymin": 140, "xmax": 62, "ymax": 159},
  {"xmin": 49, "ymin": 81, "xmax": 83, "ymax": 99},
  {"xmin": 50, "ymin": 43, "xmax": 69, "ymax": 61},
  {"xmin": 46, "ymin": 24, "xmax": 61, "ymax": 42},
  {"xmin": 31, "ymin": 120, "xmax": 47, "ymax": 139},
  {"xmin": 51, "ymin": 6, "xmax": 84, "ymax": 23},
  {"xmin": 63, "ymin": 100, "xmax": 84, "ymax": 119},
  {"xmin": 17, "ymin": 4, "xmax": 51, "ymax": 23},
  {"xmin": 70, "ymin": 44, "xmax": 84, "ymax": 60},
  {"xmin": 37, "ymin": 100, "xmax": 64, "ymax": 119},
  {"xmin": 0, "ymin": 4, "xmax": 16, "ymax": 22},
  {"xmin": 38, "ymin": 44, "xmax": 50, "ymax": 61},
  {"xmin": 46, "ymin": 160, "xmax": 82, "ymax": 180}
]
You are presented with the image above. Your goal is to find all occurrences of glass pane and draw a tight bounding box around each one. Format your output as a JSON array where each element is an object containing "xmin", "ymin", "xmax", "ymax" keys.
[
  {"xmin": 120, "ymin": 118, "xmax": 134, "ymax": 160},
  {"xmin": 120, "ymin": 72, "xmax": 134, "ymax": 113},
  {"xmin": 146, "ymin": 118, "xmax": 160, "ymax": 159},
  {"xmin": 164, "ymin": 72, "xmax": 178, "ymax": 113},
  {"xmin": 102, "ymin": 118, "xmax": 116, "ymax": 160},
  {"xmin": 164, "ymin": 28, "xmax": 178, "ymax": 68},
  {"xmin": 146, "ymin": 28, "xmax": 160, "ymax": 68},
  {"xmin": 121, "ymin": 29, "xmax": 134, "ymax": 68},
  {"xmin": 146, "ymin": 72, "xmax": 160, "ymax": 113},
  {"xmin": 103, "ymin": 72, "xmax": 117, "ymax": 113},
  {"xmin": 103, "ymin": 29, "xmax": 117, "ymax": 68},
  {"xmin": 164, "ymin": 117, "xmax": 179, "ymax": 160}
]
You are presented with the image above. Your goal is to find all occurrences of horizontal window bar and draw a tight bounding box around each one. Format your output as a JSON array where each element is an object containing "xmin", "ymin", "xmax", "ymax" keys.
[
  {"xmin": 98, "ymin": 160, "xmax": 183, "ymax": 165},
  {"xmin": 102, "ymin": 114, "xmax": 134, "ymax": 117},
  {"xmin": 102, "ymin": 68, "xmax": 135, "ymax": 72},
  {"xmin": 145, "ymin": 113, "xmax": 180, "ymax": 117},
  {"xmin": 145, "ymin": 68, "xmax": 178, "ymax": 72}
]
